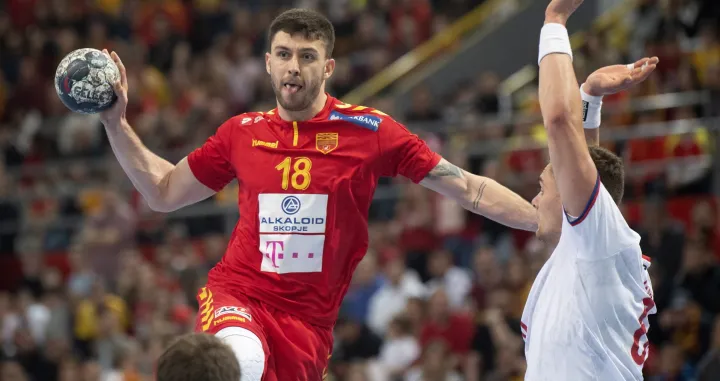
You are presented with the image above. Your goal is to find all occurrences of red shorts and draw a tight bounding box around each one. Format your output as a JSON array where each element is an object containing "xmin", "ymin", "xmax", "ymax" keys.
[{"xmin": 193, "ymin": 286, "xmax": 333, "ymax": 381}]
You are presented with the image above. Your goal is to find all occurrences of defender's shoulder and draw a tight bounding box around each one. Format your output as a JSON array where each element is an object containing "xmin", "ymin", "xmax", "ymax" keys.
[{"xmin": 329, "ymin": 101, "xmax": 397, "ymax": 132}]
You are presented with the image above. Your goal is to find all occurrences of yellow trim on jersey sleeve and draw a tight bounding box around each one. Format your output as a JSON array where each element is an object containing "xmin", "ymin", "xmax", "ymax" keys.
[{"xmin": 334, "ymin": 100, "xmax": 390, "ymax": 119}]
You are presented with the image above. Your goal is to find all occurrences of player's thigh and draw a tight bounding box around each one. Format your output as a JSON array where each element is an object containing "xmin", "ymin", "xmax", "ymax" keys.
[
  {"xmin": 193, "ymin": 287, "xmax": 271, "ymax": 380},
  {"xmin": 266, "ymin": 313, "xmax": 333, "ymax": 381}
]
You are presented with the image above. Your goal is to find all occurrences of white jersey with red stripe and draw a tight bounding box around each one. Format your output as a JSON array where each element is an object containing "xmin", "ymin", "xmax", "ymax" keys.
[{"xmin": 521, "ymin": 176, "xmax": 656, "ymax": 381}]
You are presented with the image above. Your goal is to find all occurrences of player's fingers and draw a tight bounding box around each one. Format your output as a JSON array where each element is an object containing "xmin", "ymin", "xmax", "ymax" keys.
[
  {"xmin": 633, "ymin": 57, "xmax": 650, "ymax": 69},
  {"xmin": 111, "ymin": 51, "xmax": 128, "ymax": 88},
  {"xmin": 627, "ymin": 63, "xmax": 655, "ymax": 86},
  {"xmin": 111, "ymin": 80, "xmax": 123, "ymax": 95},
  {"xmin": 637, "ymin": 64, "xmax": 657, "ymax": 81}
]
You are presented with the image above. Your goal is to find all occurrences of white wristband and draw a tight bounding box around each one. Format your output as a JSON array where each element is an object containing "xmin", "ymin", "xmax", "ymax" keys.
[
  {"xmin": 538, "ymin": 23, "xmax": 573, "ymax": 65},
  {"xmin": 580, "ymin": 83, "xmax": 603, "ymax": 129}
]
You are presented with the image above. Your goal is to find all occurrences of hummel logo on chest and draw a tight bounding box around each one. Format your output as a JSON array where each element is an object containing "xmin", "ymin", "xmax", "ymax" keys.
[{"xmin": 252, "ymin": 139, "xmax": 278, "ymax": 148}]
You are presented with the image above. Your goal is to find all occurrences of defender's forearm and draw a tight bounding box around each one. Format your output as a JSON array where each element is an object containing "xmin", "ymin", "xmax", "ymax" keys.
[
  {"xmin": 584, "ymin": 128, "xmax": 600, "ymax": 146},
  {"xmin": 461, "ymin": 174, "xmax": 537, "ymax": 232}
]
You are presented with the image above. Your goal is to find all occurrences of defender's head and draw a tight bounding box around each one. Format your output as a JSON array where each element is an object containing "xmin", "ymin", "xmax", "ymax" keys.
[
  {"xmin": 156, "ymin": 333, "xmax": 240, "ymax": 381},
  {"xmin": 532, "ymin": 146, "xmax": 624, "ymax": 244},
  {"xmin": 266, "ymin": 9, "xmax": 336, "ymax": 112}
]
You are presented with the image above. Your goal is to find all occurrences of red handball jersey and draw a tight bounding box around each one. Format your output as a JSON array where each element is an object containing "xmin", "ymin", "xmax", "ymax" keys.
[{"xmin": 187, "ymin": 95, "xmax": 441, "ymax": 328}]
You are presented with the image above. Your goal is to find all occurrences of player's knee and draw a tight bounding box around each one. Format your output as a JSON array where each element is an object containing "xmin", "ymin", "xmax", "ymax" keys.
[{"xmin": 215, "ymin": 327, "xmax": 265, "ymax": 381}]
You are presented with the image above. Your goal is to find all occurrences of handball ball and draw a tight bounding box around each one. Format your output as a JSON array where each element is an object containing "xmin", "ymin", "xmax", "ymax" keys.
[{"xmin": 54, "ymin": 48, "xmax": 120, "ymax": 114}]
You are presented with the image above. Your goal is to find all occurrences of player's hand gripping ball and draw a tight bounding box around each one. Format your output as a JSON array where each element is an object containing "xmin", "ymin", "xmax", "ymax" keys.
[{"xmin": 54, "ymin": 48, "xmax": 120, "ymax": 114}]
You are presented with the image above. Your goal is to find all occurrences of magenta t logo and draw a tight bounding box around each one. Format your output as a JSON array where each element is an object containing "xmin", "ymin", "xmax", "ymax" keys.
[{"xmin": 264, "ymin": 241, "xmax": 284, "ymax": 268}]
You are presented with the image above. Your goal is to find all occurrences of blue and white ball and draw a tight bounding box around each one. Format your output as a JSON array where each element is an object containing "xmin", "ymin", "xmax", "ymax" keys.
[{"xmin": 54, "ymin": 48, "xmax": 120, "ymax": 114}]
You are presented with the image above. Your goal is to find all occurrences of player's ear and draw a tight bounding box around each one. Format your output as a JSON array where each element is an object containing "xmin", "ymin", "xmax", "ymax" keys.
[
  {"xmin": 265, "ymin": 52, "xmax": 272, "ymax": 75},
  {"xmin": 324, "ymin": 58, "xmax": 335, "ymax": 80}
]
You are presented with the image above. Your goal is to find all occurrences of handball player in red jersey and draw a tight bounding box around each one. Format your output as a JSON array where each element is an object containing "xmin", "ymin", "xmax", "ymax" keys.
[{"xmin": 98, "ymin": 9, "xmax": 537, "ymax": 381}]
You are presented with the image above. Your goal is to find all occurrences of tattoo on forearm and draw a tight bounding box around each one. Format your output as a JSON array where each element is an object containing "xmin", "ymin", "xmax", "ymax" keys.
[
  {"xmin": 472, "ymin": 182, "xmax": 487, "ymax": 210},
  {"xmin": 425, "ymin": 162, "xmax": 463, "ymax": 179}
]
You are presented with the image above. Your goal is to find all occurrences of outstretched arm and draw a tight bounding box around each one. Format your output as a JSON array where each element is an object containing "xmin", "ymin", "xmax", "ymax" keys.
[
  {"xmin": 580, "ymin": 59, "xmax": 659, "ymax": 146},
  {"xmin": 420, "ymin": 158, "xmax": 537, "ymax": 232}
]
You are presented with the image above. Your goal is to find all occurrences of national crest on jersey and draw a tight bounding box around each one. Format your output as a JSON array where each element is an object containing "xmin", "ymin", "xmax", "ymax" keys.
[{"xmin": 316, "ymin": 133, "xmax": 338, "ymax": 154}]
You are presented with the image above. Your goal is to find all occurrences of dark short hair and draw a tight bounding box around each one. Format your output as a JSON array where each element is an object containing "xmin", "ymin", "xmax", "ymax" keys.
[
  {"xmin": 156, "ymin": 333, "xmax": 240, "ymax": 381},
  {"xmin": 268, "ymin": 8, "xmax": 335, "ymax": 57},
  {"xmin": 589, "ymin": 145, "xmax": 624, "ymax": 204}
]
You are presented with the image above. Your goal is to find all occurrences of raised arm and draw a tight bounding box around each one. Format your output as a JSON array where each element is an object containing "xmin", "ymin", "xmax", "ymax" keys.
[
  {"xmin": 538, "ymin": 2, "xmax": 658, "ymax": 217},
  {"xmin": 100, "ymin": 50, "xmax": 219, "ymax": 212},
  {"xmin": 420, "ymin": 158, "xmax": 537, "ymax": 232},
  {"xmin": 537, "ymin": 2, "xmax": 597, "ymax": 217}
]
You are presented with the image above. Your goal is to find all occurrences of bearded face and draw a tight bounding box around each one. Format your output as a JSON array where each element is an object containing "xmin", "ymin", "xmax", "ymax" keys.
[{"xmin": 266, "ymin": 31, "xmax": 333, "ymax": 112}]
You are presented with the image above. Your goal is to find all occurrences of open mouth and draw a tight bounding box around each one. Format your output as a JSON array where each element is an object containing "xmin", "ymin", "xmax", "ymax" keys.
[{"xmin": 283, "ymin": 83, "xmax": 303, "ymax": 94}]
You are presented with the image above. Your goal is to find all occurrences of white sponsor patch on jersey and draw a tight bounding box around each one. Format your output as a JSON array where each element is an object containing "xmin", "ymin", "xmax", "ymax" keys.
[
  {"xmin": 214, "ymin": 306, "xmax": 252, "ymax": 321},
  {"xmin": 259, "ymin": 234, "xmax": 325, "ymax": 274},
  {"xmin": 257, "ymin": 194, "xmax": 328, "ymax": 274},
  {"xmin": 258, "ymin": 194, "xmax": 328, "ymax": 234}
]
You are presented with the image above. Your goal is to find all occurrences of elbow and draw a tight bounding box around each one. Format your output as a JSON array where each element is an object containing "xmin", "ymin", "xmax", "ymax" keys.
[
  {"xmin": 543, "ymin": 107, "xmax": 574, "ymax": 131},
  {"xmin": 543, "ymin": 112, "xmax": 578, "ymax": 139}
]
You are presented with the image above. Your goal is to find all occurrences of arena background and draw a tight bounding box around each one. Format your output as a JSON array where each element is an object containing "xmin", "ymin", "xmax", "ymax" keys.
[{"xmin": 1, "ymin": 0, "xmax": 719, "ymax": 380}]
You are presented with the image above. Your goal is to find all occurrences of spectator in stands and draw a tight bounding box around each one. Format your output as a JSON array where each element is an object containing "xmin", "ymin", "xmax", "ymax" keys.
[
  {"xmin": 343, "ymin": 251, "xmax": 383, "ymax": 324},
  {"xmin": 426, "ymin": 250, "xmax": 472, "ymax": 310},
  {"xmin": 474, "ymin": 71, "xmax": 501, "ymax": 115},
  {"xmin": 367, "ymin": 253, "xmax": 426, "ymax": 336},
  {"xmin": 332, "ymin": 315, "xmax": 383, "ymax": 380},
  {"xmin": 367, "ymin": 315, "xmax": 421, "ymax": 381},
  {"xmin": 649, "ymin": 343, "xmax": 695, "ymax": 381},
  {"xmin": 0, "ymin": 361, "xmax": 29, "ymax": 381},
  {"xmin": 636, "ymin": 197, "xmax": 686, "ymax": 282},
  {"xmin": 696, "ymin": 316, "xmax": 720, "ymax": 381},
  {"xmin": 405, "ymin": 339, "xmax": 463, "ymax": 381},
  {"xmin": 419, "ymin": 288, "xmax": 474, "ymax": 367},
  {"xmin": 406, "ymin": 86, "xmax": 442, "ymax": 123},
  {"xmin": 66, "ymin": 244, "xmax": 95, "ymax": 301},
  {"xmin": 675, "ymin": 233, "xmax": 720, "ymax": 315},
  {"xmin": 470, "ymin": 246, "xmax": 503, "ymax": 312},
  {"xmin": 467, "ymin": 287, "xmax": 523, "ymax": 380},
  {"xmin": 73, "ymin": 279, "xmax": 128, "ymax": 359},
  {"xmin": 0, "ymin": 169, "xmax": 19, "ymax": 255}
]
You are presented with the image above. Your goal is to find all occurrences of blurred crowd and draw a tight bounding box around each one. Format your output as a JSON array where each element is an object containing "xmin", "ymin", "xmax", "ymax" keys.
[{"xmin": 1, "ymin": 0, "xmax": 720, "ymax": 380}]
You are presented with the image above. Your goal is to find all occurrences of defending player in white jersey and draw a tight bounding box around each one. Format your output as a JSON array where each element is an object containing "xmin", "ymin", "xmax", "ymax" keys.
[{"xmin": 520, "ymin": 0, "xmax": 661, "ymax": 380}]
